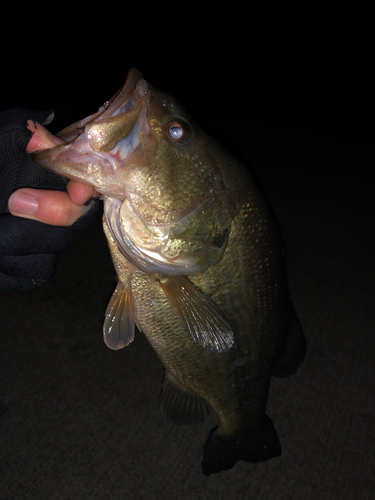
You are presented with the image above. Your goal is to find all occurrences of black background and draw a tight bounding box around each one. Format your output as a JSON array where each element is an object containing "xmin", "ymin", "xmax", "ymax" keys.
[
  {"xmin": 1, "ymin": 59, "xmax": 374, "ymax": 499},
  {"xmin": 2, "ymin": 61, "xmax": 373, "ymax": 195}
]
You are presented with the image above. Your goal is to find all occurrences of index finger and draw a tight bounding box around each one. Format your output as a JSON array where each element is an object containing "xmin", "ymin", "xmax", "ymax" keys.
[{"xmin": 8, "ymin": 188, "xmax": 93, "ymax": 226}]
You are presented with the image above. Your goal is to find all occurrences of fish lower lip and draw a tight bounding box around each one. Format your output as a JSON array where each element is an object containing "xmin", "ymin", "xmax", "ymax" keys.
[{"xmin": 32, "ymin": 143, "xmax": 71, "ymax": 161}]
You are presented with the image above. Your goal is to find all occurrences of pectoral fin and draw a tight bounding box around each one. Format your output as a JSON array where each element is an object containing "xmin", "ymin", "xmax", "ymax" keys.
[
  {"xmin": 160, "ymin": 371, "xmax": 210, "ymax": 425},
  {"xmin": 159, "ymin": 276, "xmax": 235, "ymax": 352},
  {"xmin": 103, "ymin": 282, "xmax": 136, "ymax": 350}
]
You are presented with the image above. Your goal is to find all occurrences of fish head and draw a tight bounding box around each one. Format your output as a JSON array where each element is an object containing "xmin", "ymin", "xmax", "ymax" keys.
[{"xmin": 33, "ymin": 68, "xmax": 239, "ymax": 274}]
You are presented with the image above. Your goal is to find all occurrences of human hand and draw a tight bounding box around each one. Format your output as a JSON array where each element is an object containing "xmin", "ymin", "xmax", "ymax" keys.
[{"xmin": 8, "ymin": 121, "xmax": 99, "ymax": 226}]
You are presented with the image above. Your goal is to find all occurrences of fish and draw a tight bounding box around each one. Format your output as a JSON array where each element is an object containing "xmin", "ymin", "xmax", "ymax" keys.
[{"xmin": 33, "ymin": 68, "xmax": 306, "ymax": 475}]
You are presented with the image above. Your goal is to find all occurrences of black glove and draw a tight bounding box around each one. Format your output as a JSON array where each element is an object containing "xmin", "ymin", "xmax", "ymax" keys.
[{"xmin": 0, "ymin": 107, "xmax": 99, "ymax": 291}]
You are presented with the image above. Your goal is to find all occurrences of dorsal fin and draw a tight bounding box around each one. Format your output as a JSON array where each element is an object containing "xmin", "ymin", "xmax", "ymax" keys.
[
  {"xmin": 160, "ymin": 371, "xmax": 211, "ymax": 425},
  {"xmin": 159, "ymin": 275, "xmax": 235, "ymax": 353},
  {"xmin": 103, "ymin": 282, "xmax": 136, "ymax": 350}
]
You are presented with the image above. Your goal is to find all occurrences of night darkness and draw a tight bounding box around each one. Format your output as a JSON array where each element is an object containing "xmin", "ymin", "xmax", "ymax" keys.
[
  {"xmin": 1, "ymin": 60, "xmax": 374, "ymax": 498},
  {"xmin": 2, "ymin": 61, "xmax": 372, "ymax": 197}
]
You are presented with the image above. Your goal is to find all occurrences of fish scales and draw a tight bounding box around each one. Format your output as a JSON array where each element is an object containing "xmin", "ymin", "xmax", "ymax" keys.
[{"xmin": 33, "ymin": 68, "xmax": 306, "ymax": 475}]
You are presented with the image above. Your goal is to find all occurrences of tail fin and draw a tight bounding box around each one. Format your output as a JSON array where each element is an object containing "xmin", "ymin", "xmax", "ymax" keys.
[{"xmin": 202, "ymin": 416, "xmax": 281, "ymax": 476}]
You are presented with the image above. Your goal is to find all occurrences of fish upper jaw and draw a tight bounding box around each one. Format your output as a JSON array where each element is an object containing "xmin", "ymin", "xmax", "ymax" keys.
[{"xmin": 32, "ymin": 69, "xmax": 151, "ymax": 199}]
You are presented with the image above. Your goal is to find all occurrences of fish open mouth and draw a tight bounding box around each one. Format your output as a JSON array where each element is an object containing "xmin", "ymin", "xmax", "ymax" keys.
[
  {"xmin": 34, "ymin": 68, "xmax": 148, "ymax": 156},
  {"xmin": 32, "ymin": 69, "xmax": 150, "ymax": 198},
  {"xmin": 58, "ymin": 68, "xmax": 148, "ymax": 145}
]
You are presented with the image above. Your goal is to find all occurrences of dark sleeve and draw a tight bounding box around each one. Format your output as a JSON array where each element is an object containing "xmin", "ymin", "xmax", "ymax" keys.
[{"xmin": 0, "ymin": 108, "xmax": 99, "ymax": 291}]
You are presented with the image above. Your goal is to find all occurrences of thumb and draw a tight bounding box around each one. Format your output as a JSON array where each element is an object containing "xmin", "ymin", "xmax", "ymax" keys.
[{"xmin": 8, "ymin": 188, "xmax": 93, "ymax": 226}]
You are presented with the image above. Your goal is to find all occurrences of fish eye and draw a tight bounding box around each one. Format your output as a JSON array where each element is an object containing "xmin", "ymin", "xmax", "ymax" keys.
[{"xmin": 165, "ymin": 120, "xmax": 190, "ymax": 144}]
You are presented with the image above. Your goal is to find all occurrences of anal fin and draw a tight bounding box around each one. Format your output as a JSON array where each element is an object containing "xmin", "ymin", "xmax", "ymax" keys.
[
  {"xmin": 160, "ymin": 371, "xmax": 210, "ymax": 425},
  {"xmin": 103, "ymin": 282, "xmax": 136, "ymax": 350},
  {"xmin": 159, "ymin": 275, "xmax": 235, "ymax": 353}
]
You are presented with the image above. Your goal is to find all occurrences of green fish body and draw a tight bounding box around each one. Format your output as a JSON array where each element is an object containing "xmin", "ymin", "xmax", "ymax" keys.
[{"xmin": 33, "ymin": 68, "xmax": 306, "ymax": 475}]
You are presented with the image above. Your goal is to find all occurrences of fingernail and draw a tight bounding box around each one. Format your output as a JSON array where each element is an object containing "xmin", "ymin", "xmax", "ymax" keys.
[{"xmin": 9, "ymin": 192, "xmax": 39, "ymax": 215}]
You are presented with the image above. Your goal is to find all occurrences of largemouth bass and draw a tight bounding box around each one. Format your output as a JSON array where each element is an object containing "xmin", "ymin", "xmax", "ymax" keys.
[{"xmin": 33, "ymin": 68, "xmax": 306, "ymax": 475}]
